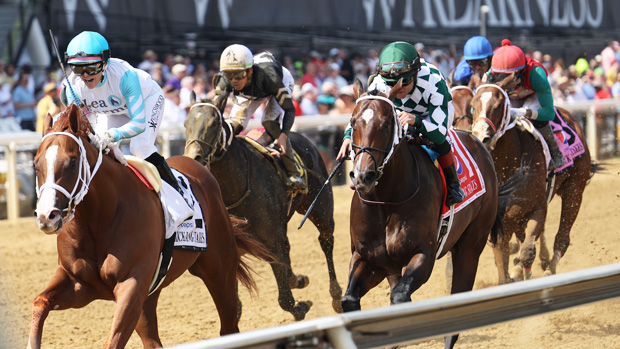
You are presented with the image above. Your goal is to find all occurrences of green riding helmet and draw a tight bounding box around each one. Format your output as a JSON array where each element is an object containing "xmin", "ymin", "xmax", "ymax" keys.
[{"xmin": 377, "ymin": 41, "xmax": 422, "ymax": 84}]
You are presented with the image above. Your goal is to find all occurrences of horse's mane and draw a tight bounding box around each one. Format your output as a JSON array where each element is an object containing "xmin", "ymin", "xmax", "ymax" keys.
[{"xmin": 52, "ymin": 104, "xmax": 94, "ymax": 139}]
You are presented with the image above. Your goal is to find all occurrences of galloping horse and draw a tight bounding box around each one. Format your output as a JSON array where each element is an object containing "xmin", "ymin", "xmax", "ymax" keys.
[
  {"xmin": 451, "ymin": 85, "xmax": 474, "ymax": 130},
  {"xmin": 31, "ymin": 104, "xmax": 270, "ymax": 348},
  {"xmin": 184, "ymin": 92, "xmax": 342, "ymax": 320},
  {"xmin": 470, "ymin": 78, "xmax": 591, "ymax": 283},
  {"xmin": 342, "ymin": 80, "xmax": 517, "ymax": 348}
]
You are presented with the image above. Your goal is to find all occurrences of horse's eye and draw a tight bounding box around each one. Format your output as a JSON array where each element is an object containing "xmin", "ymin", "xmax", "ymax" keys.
[{"xmin": 70, "ymin": 157, "xmax": 78, "ymax": 169}]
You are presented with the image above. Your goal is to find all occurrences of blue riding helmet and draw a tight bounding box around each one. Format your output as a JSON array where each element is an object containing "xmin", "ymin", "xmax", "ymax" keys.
[
  {"xmin": 463, "ymin": 36, "xmax": 493, "ymax": 61},
  {"xmin": 65, "ymin": 31, "xmax": 110, "ymax": 64}
]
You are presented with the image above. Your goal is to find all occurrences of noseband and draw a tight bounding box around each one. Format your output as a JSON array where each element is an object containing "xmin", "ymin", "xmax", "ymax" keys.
[
  {"xmin": 351, "ymin": 95, "xmax": 402, "ymax": 181},
  {"xmin": 36, "ymin": 132, "xmax": 103, "ymax": 223},
  {"xmin": 186, "ymin": 102, "xmax": 232, "ymax": 164},
  {"xmin": 473, "ymin": 84, "xmax": 512, "ymax": 149}
]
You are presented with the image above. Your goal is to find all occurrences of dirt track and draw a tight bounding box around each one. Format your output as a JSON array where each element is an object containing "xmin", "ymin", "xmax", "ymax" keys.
[{"xmin": 1, "ymin": 158, "xmax": 619, "ymax": 349}]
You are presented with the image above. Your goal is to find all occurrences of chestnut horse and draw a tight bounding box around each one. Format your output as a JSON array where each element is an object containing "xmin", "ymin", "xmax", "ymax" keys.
[
  {"xmin": 184, "ymin": 92, "xmax": 341, "ymax": 320},
  {"xmin": 31, "ymin": 104, "xmax": 270, "ymax": 348},
  {"xmin": 451, "ymin": 85, "xmax": 474, "ymax": 130},
  {"xmin": 342, "ymin": 80, "xmax": 519, "ymax": 348},
  {"xmin": 470, "ymin": 80, "xmax": 591, "ymax": 284}
]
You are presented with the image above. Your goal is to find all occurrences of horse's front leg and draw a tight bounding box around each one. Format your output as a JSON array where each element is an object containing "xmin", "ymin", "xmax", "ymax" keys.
[
  {"xmin": 512, "ymin": 210, "xmax": 546, "ymax": 281},
  {"xmin": 105, "ymin": 277, "xmax": 150, "ymax": 348},
  {"xmin": 28, "ymin": 267, "xmax": 98, "ymax": 349},
  {"xmin": 390, "ymin": 252, "xmax": 432, "ymax": 304},
  {"xmin": 342, "ymin": 251, "xmax": 386, "ymax": 312}
]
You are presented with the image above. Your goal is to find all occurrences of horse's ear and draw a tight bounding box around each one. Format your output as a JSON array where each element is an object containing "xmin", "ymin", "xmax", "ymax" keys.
[
  {"xmin": 353, "ymin": 78, "xmax": 365, "ymax": 99},
  {"xmin": 68, "ymin": 104, "xmax": 80, "ymax": 134},
  {"xmin": 387, "ymin": 79, "xmax": 404, "ymax": 101},
  {"xmin": 214, "ymin": 92, "xmax": 228, "ymax": 113},
  {"xmin": 190, "ymin": 90, "xmax": 197, "ymax": 105},
  {"xmin": 42, "ymin": 112, "xmax": 54, "ymax": 136}
]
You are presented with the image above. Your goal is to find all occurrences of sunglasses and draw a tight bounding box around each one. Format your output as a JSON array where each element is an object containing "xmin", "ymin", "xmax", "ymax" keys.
[
  {"xmin": 69, "ymin": 62, "xmax": 104, "ymax": 76},
  {"xmin": 467, "ymin": 59, "xmax": 486, "ymax": 68},
  {"xmin": 224, "ymin": 70, "xmax": 249, "ymax": 81},
  {"xmin": 386, "ymin": 75, "xmax": 414, "ymax": 87},
  {"xmin": 378, "ymin": 61, "xmax": 416, "ymax": 77}
]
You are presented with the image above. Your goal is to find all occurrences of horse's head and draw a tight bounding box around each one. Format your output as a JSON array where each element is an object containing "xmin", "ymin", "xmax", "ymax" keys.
[
  {"xmin": 349, "ymin": 78, "xmax": 403, "ymax": 193},
  {"xmin": 33, "ymin": 104, "xmax": 96, "ymax": 233},
  {"xmin": 470, "ymin": 76, "xmax": 512, "ymax": 148},
  {"xmin": 451, "ymin": 86, "xmax": 474, "ymax": 131},
  {"xmin": 184, "ymin": 91, "xmax": 228, "ymax": 167}
]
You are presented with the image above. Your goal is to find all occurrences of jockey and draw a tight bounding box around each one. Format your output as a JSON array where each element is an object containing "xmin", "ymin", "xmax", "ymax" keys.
[
  {"xmin": 489, "ymin": 39, "xmax": 564, "ymax": 170},
  {"xmin": 450, "ymin": 59, "xmax": 473, "ymax": 87},
  {"xmin": 61, "ymin": 31, "xmax": 183, "ymax": 195},
  {"xmin": 214, "ymin": 44, "xmax": 305, "ymax": 191},
  {"xmin": 463, "ymin": 35, "xmax": 494, "ymax": 80},
  {"xmin": 338, "ymin": 41, "xmax": 465, "ymax": 206}
]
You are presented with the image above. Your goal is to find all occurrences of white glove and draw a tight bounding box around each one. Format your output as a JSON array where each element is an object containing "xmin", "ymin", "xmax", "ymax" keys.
[
  {"xmin": 89, "ymin": 131, "xmax": 114, "ymax": 151},
  {"xmin": 510, "ymin": 107, "xmax": 527, "ymax": 118},
  {"xmin": 109, "ymin": 143, "xmax": 127, "ymax": 166}
]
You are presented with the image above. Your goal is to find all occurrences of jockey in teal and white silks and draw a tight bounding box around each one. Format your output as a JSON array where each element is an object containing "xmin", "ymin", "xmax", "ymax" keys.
[{"xmin": 62, "ymin": 31, "xmax": 182, "ymax": 194}]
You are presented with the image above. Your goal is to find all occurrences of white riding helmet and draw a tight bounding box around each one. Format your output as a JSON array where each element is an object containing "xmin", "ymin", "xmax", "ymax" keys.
[{"xmin": 220, "ymin": 44, "xmax": 253, "ymax": 72}]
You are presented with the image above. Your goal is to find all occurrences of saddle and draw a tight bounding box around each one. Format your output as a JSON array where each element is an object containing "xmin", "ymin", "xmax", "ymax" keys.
[{"xmin": 238, "ymin": 132, "xmax": 309, "ymax": 196}]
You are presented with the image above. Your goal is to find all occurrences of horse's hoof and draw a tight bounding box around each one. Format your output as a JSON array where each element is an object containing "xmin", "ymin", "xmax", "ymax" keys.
[
  {"xmin": 341, "ymin": 296, "xmax": 361, "ymax": 313},
  {"xmin": 332, "ymin": 298, "xmax": 344, "ymax": 313},
  {"xmin": 294, "ymin": 275, "xmax": 309, "ymax": 289},
  {"xmin": 543, "ymin": 270, "xmax": 553, "ymax": 277},
  {"xmin": 292, "ymin": 301, "xmax": 313, "ymax": 321}
]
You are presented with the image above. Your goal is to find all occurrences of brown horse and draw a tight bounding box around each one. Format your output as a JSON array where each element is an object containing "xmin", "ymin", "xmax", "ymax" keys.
[
  {"xmin": 184, "ymin": 92, "xmax": 342, "ymax": 320},
  {"xmin": 342, "ymin": 79, "xmax": 519, "ymax": 348},
  {"xmin": 451, "ymin": 85, "xmax": 474, "ymax": 130},
  {"xmin": 470, "ymin": 79, "xmax": 591, "ymax": 284},
  {"xmin": 31, "ymin": 104, "xmax": 270, "ymax": 348}
]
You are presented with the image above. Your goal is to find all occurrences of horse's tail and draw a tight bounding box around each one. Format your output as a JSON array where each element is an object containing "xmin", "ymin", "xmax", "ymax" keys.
[
  {"xmin": 229, "ymin": 215, "xmax": 276, "ymax": 294},
  {"xmin": 490, "ymin": 167, "xmax": 529, "ymax": 245}
]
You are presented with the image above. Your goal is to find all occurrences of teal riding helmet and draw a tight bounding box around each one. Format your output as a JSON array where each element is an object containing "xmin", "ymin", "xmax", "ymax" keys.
[{"xmin": 65, "ymin": 31, "xmax": 110, "ymax": 64}]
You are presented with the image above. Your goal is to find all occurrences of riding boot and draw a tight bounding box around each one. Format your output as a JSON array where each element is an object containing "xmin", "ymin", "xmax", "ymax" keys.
[
  {"xmin": 145, "ymin": 152, "xmax": 182, "ymax": 195},
  {"xmin": 537, "ymin": 123, "xmax": 564, "ymax": 171},
  {"xmin": 437, "ymin": 151, "xmax": 465, "ymax": 206},
  {"xmin": 281, "ymin": 152, "xmax": 306, "ymax": 191}
]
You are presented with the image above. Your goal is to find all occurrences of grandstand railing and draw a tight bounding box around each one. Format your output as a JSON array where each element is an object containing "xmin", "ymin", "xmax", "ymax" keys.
[
  {"xmin": 1, "ymin": 99, "xmax": 618, "ymax": 221},
  {"xmin": 168, "ymin": 263, "xmax": 620, "ymax": 349}
]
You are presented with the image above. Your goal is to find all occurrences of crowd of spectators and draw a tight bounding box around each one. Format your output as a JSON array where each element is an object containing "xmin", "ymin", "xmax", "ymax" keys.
[{"xmin": 1, "ymin": 40, "xmax": 620, "ymax": 159}]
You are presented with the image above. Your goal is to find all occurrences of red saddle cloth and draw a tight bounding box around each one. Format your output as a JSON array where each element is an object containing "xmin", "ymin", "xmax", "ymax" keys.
[{"xmin": 441, "ymin": 129, "xmax": 486, "ymax": 219}]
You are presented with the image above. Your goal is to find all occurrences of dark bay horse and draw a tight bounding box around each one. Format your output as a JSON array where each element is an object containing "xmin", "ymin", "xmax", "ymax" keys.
[
  {"xmin": 470, "ymin": 80, "xmax": 591, "ymax": 284},
  {"xmin": 183, "ymin": 92, "xmax": 342, "ymax": 320},
  {"xmin": 451, "ymin": 85, "xmax": 474, "ymax": 130},
  {"xmin": 31, "ymin": 104, "xmax": 270, "ymax": 348},
  {"xmin": 342, "ymin": 80, "xmax": 515, "ymax": 348}
]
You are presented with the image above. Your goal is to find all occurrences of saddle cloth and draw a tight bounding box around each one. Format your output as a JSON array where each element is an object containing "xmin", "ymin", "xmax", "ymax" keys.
[
  {"xmin": 125, "ymin": 156, "xmax": 207, "ymax": 251},
  {"xmin": 550, "ymin": 108, "xmax": 586, "ymax": 173}
]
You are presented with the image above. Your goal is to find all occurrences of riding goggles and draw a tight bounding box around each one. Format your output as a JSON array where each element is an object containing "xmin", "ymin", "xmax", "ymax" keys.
[
  {"xmin": 69, "ymin": 62, "xmax": 104, "ymax": 76},
  {"xmin": 385, "ymin": 75, "xmax": 414, "ymax": 87},
  {"xmin": 224, "ymin": 69, "xmax": 249, "ymax": 81},
  {"xmin": 378, "ymin": 61, "xmax": 417, "ymax": 77},
  {"xmin": 467, "ymin": 59, "xmax": 486, "ymax": 68}
]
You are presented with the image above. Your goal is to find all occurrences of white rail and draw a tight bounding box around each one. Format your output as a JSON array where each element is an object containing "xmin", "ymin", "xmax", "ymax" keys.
[{"xmin": 168, "ymin": 263, "xmax": 620, "ymax": 349}]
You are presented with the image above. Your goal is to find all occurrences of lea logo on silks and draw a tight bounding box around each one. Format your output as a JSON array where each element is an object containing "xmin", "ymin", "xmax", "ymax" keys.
[{"xmin": 109, "ymin": 95, "xmax": 122, "ymax": 106}]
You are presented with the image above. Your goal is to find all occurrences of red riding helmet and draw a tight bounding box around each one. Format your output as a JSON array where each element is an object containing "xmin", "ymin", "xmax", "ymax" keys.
[{"xmin": 491, "ymin": 39, "xmax": 525, "ymax": 73}]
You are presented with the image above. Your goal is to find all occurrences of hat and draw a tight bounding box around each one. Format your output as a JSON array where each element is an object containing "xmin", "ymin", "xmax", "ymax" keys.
[
  {"xmin": 317, "ymin": 95, "xmax": 336, "ymax": 105},
  {"xmin": 329, "ymin": 62, "xmax": 340, "ymax": 71},
  {"xmin": 491, "ymin": 39, "xmax": 526, "ymax": 74},
  {"xmin": 339, "ymin": 85, "xmax": 354, "ymax": 96},
  {"xmin": 329, "ymin": 48, "xmax": 340, "ymax": 57},
  {"xmin": 171, "ymin": 64, "xmax": 187, "ymax": 75},
  {"xmin": 44, "ymin": 82, "xmax": 57, "ymax": 93},
  {"xmin": 301, "ymin": 82, "xmax": 316, "ymax": 95}
]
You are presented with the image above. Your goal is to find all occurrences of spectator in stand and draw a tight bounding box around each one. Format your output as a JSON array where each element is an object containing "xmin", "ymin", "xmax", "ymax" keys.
[
  {"xmin": 321, "ymin": 81, "xmax": 339, "ymax": 99},
  {"xmin": 12, "ymin": 73, "xmax": 36, "ymax": 131},
  {"xmin": 299, "ymin": 82, "xmax": 318, "ymax": 115},
  {"xmin": 165, "ymin": 63, "xmax": 187, "ymax": 91},
  {"xmin": 593, "ymin": 79, "xmax": 611, "ymax": 100},
  {"xmin": 291, "ymin": 84, "xmax": 303, "ymax": 116},
  {"xmin": 301, "ymin": 61, "xmax": 321, "ymax": 88},
  {"xmin": 161, "ymin": 84, "xmax": 186, "ymax": 130},
  {"xmin": 600, "ymin": 40, "xmax": 619, "ymax": 71},
  {"xmin": 332, "ymin": 85, "xmax": 356, "ymax": 115},
  {"xmin": 178, "ymin": 75, "xmax": 195, "ymax": 113},
  {"xmin": 0, "ymin": 80, "xmax": 14, "ymax": 118},
  {"xmin": 2, "ymin": 62, "xmax": 15, "ymax": 86},
  {"xmin": 150, "ymin": 62, "xmax": 166, "ymax": 87},
  {"xmin": 138, "ymin": 49, "xmax": 158, "ymax": 74},
  {"xmin": 316, "ymin": 94, "xmax": 335, "ymax": 115},
  {"xmin": 612, "ymin": 71, "xmax": 620, "ymax": 98},
  {"xmin": 193, "ymin": 76, "xmax": 209, "ymax": 101},
  {"xmin": 323, "ymin": 62, "xmax": 348, "ymax": 90},
  {"xmin": 367, "ymin": 48, "xmax": 379, "ymax": 74},
  {"xmin": 36, "ymin": 82, "xmax": 63, "ymax": 132}
]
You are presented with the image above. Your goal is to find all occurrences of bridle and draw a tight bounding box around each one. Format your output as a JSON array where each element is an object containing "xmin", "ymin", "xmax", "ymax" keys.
[
  {"xmin": 185, "ymin": 102, "xmax": 232, "ymax": 164},
  {"xmin": 473, "ymin": 83, "xmax": 513, "ymax": 150},
  {"xmin": 350, "ymin": 94, "xmax": 402, "ymax": 182},
  {"xmin": 36, "ymin": 131, "xmax": 103, "ymax": 223}
]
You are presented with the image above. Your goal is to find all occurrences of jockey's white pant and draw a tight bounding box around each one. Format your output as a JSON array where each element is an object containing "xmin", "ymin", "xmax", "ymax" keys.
[
  {"xmin": 89, "ymin": 93, "xmax": 164, "ymax": 159},
  {"xmin": 228, "ymin": 67, "xmax": 294, "ymax": 130}
]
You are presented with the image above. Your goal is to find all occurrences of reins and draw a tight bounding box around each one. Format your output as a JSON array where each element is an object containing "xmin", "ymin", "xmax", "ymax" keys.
[{"xmin": 36, "ymin": 131, "xmax": 103, "ymax": 223}]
